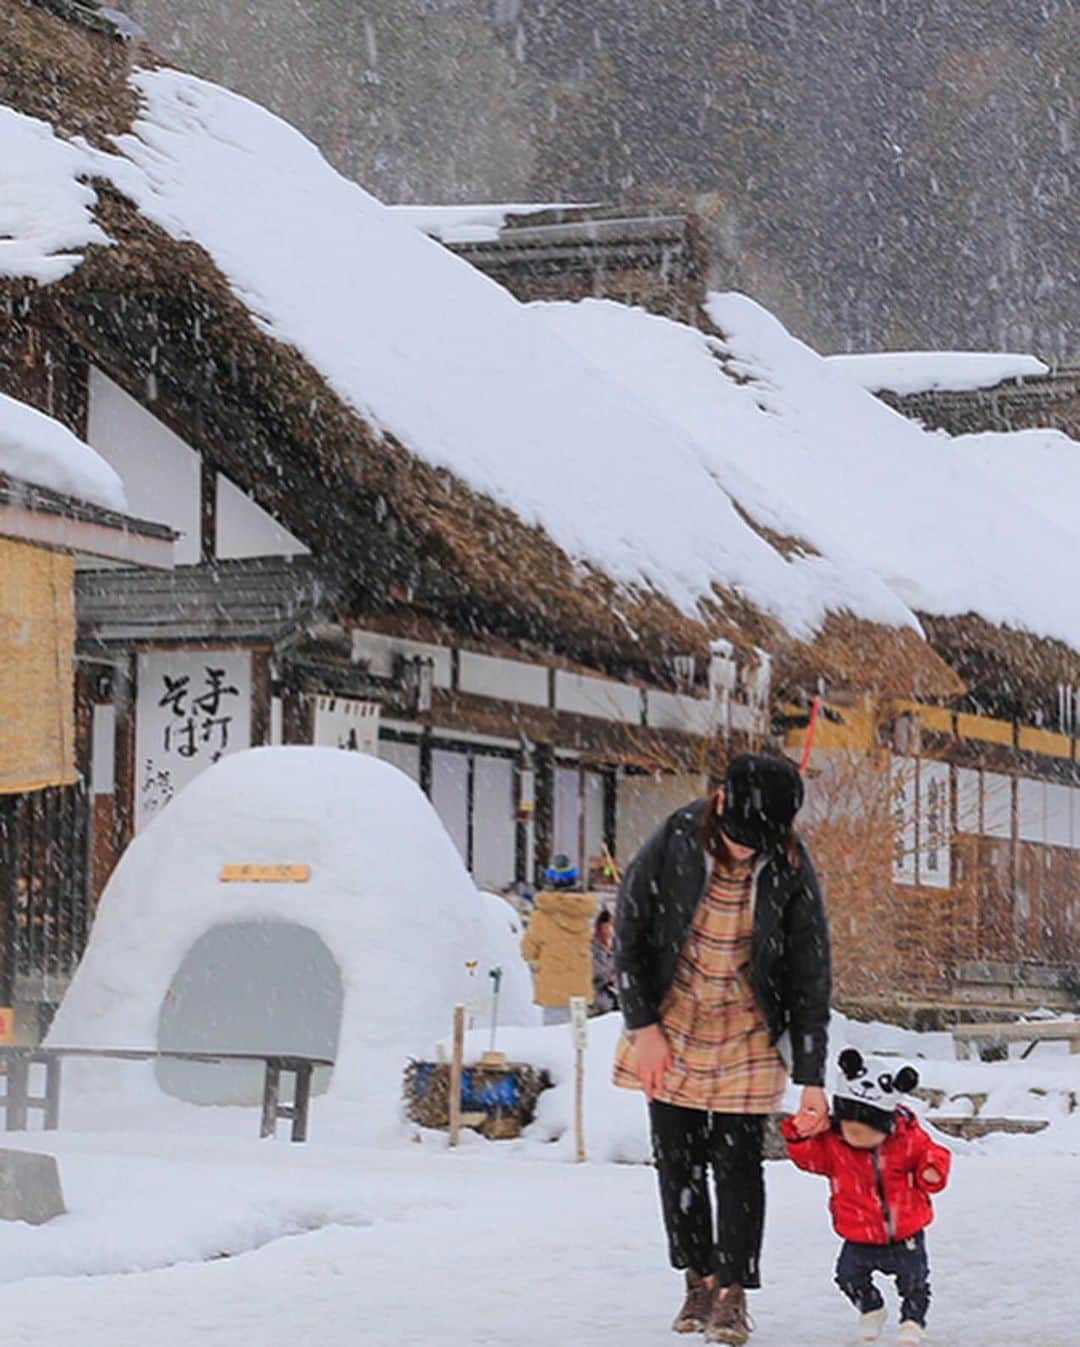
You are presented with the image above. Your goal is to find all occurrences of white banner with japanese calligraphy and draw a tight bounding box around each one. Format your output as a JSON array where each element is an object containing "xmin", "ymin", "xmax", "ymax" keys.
[
  {"xmin": 891, "ymin": 755, "xmax": 951, "ymax": 889},
  {"xmin": 917, "ymin": 759, "xmax": 951, "ymax": 889},
  {"xmin": 313, "ymin": 696, "xmax": 380, "ymax": 753},
  {"xmin": 135, "ymin": 650, "xmax": 252, "ymax": 831},
  {"xmin": 891, "ymin": 756, "xmax": 918, "ymax": 886}
]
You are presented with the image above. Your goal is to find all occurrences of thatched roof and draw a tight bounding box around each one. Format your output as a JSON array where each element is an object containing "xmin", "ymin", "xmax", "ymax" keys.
[{"xmin": 0, "ymin": 0, "xmax": 963, "ymax": 700}]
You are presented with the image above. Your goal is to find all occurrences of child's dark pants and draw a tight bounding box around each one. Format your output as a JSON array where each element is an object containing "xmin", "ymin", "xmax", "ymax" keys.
[
  {"xmin": 648, "ymin": 1100, "xmax": 765, "ymax": 1288},
  {"xmin": 835, "ymin": 1230, "xmax": 931, "ymax": 1327}
]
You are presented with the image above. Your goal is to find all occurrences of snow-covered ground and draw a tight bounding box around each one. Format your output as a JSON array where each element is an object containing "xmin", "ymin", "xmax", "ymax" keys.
[
  {"xmin": 3, "ymin": 1009, "xmax": 1077, "ymax": 1346},
  {"xmin": 0, "ymin": 1085, "xmax": 1076, "ymax": 1346}
]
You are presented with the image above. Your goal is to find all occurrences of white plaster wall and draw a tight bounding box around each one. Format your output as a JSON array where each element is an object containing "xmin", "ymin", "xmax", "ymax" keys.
[
  {"xmin": 87, "ymin": 367, "xmax": 201, "ymax": 564},
  {"xmin": 216, "ymin": 473, "xmax": 309, "ymax": 559}
]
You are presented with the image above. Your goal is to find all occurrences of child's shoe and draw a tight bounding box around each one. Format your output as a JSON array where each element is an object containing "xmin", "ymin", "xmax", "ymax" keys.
[
  {"xmin": 895, "ymin": 1323, "xmax": 925, "ymax": 1346},
  {"xmin": 858, "ymin": 1306, "xmax": 886, "ymax": 1342}
]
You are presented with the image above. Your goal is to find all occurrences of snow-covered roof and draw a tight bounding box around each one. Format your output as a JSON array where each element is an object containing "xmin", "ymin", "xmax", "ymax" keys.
[
  {"xmin": 537, "ymin": 295, "xmax": 1080, "ymax": 654},
  {"xmin": 384, "ymin": 202, "xmax": 588, "ymax": 244},
  {"xmin": 1, "ymin": 12, "xmax": 1076, "ymax": 688},
  {"xmin": 0, "ymin": 388, "xmax": 125, "ymax": 511},
  {"xmin": 0, "ymin": 69, "xmax": 913, "ymax": 643},
  {"xmin": 825, "ymin": 351, "xmax": 1048, "ymax": 396}
]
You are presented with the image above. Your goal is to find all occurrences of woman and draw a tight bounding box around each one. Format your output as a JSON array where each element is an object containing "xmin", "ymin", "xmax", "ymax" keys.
[
  {"xmin": 613, "ymin": 753, "xmax": 831, "ymax": 1345},
  {"xmin": 590, "ymin": 909, "xmax": 618, "ymax": 1014}
]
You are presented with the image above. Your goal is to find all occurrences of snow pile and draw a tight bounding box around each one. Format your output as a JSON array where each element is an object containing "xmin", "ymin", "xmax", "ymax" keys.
[
  {"xmin": 826, "ymin": 350, "xmax": 1048, "ymax": 395},
  {"xmin": 0, "ymin": 389, "xmax": 126, "ymax": 510},
  {"xmin": 48, "ymin": 748, "xmax": 537, "ymax": 1131},
  {"xmin": 0, "ymin": 106, "xmax": 110, "ymax": 284},
  {"xmin": 538, "ymin": 295, "xmax": 1080, "ymax": 651},
  {"xmin": 438, "ymin": 1009, "xmax": 1080, "ymax": 1166},
  {"xmin": 385, "ymin": 202, "xmax": 583, "ymax": 243}
]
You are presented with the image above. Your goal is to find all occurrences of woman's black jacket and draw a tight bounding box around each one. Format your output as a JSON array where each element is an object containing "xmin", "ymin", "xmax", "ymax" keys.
[{"xmin": 614, "ymin": 797, "xmax": 831, "ymax": 1087}]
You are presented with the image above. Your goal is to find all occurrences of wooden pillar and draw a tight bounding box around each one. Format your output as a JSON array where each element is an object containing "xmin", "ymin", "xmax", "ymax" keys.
[{"xmin": 534, "ymin": 743, "xmax": 555, "ymax": 881}]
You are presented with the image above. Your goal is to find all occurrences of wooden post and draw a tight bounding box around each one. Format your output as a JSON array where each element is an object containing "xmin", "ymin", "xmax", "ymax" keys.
[
  {"xmin": 260, "ymin": 1061, "xmax": 281, "ymax": 1139},
  {"xmin": 570, "ymin": 996, "xmax": 587, "ymax": 1163},
  {"xmin": 448, "ymin": 1004, "xmax": 465, "ymax": 1148},
  {"xmin": 291, "ymin": 1063, "xmax": 313, "ymax": 1143}
]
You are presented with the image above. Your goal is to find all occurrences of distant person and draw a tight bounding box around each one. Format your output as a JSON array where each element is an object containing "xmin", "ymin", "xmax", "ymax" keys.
[
  {"xmin": 521, "ymin": 854, "xmax": 597, "ymax": 1026},
  {"xmin": 614, "ymin": 753, "xmax": 831, "ymax": 1345},
  {"xmin": 590, "ymin": 908, "xmax": 618, "ymax": 1015},
  {"xmin": 781, "ymin": 1048, "xmax": 951, "ymax": 1346}
]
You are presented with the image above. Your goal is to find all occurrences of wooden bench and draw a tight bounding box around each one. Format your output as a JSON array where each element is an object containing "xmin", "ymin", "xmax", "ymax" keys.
[
  {"xmin": 951, "ymin": 1020, "xmax": 1080, "ymax": 1061},
  {"xmin": 0, "ymin": 1047, "xmax": 333, "ymax": 1142}
]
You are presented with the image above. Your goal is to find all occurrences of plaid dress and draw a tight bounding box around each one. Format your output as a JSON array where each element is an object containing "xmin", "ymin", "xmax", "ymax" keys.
[{"xmin": 613, "ymin": 863, "xmax": 787, "ymax": 1113}]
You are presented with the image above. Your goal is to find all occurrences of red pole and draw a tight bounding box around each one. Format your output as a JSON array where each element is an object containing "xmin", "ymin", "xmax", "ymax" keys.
[{"xmin": 799, "ymin": 696, "xmax": 823, "ymax": 775}]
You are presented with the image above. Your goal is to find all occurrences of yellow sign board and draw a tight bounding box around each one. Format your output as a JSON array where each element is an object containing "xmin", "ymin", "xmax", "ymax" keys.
[
  {"xmin": 219, "ymin": 864, "xmax": 311, "ymax": 883},
  {"xmin": 0, "ymin": 1007, "xmax": 13, "ymax": 1045}
]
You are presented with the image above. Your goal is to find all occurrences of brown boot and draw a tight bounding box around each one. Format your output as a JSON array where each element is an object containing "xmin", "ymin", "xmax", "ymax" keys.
[
  {"xmin": 704, "ymin": 1285, "xmax": 753, "ymax": 1345},
  {"xmin": 672, "ymin": 1270, "xmax": 715, "ymax": 1333}
]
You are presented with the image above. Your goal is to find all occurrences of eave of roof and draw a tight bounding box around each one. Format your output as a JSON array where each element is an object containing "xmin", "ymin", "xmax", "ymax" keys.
[{"xmin": 0, "ymin": 470, "xmax": 175, "ymax": 567}]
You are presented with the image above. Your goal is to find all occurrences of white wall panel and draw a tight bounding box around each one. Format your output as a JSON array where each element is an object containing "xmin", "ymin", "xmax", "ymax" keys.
[
  {"xmin": 554, "ymin": 671, "xmax": 642, "ymax": 724},
  {"xmin": 983, "ymin": 772, "xmax": 1013, "ymax": 841},
  {"xmin": 1046, "ymin": 783, "xmax": 1072, "ymax": 849},
  {"xmin": 472, "ymin": 755, "xmax": 516, "ymax": 891},
  {"xmin": 645, "ymin": 690, "xmax": 716, "ymax": 736},
  {"xmin": 956, "ymin": 767, "xmax": 981, "ymax": 836},
  {"xmin": 1017, "ymin": 778, "xmax": 1045, "ymax": 844},
  {"xmin": 431, "ymin": 748, "xmax": 469, "ymax": 863},
  {"xmin": 87, "ymin": 366, "xmax": 201, "ymax": 564},
  {"xmin": 379, "ymin": 738, "xmax": 421, "ymax": 784},
  {"xmin": 351, "ymin": 631, "xmax": 452, "ymax": 687},
  {"xmin": 216, "ymin": 473, "xmax": 309, "ymax": 559},
  {"xmin": 458, "ymin": 651, "xmax": 549, "ymax": 707},
  {"xmin": 553, "ymin": 766, "xmax": 582, "ymax": 872}
]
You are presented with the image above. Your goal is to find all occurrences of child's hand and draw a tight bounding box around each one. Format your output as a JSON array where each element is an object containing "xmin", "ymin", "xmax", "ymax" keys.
[
  {"xmin": 792, "ymin": 1085, "xmax": 830, "ymax": 1137},
  {"xmin": 922, "ymin": 1165, "xmax": 942, "ymax": 1185}
]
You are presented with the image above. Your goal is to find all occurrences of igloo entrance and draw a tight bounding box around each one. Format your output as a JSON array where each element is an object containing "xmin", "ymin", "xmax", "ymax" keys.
[{"xmin": 155, "ymin": 920, "xmax": 344, "ymax": 1105}]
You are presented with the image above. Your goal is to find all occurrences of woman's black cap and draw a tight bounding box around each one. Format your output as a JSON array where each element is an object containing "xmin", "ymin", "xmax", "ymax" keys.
[{"xmin": 719, "ymin": 753, "xmax": 804, "ymax": 854}]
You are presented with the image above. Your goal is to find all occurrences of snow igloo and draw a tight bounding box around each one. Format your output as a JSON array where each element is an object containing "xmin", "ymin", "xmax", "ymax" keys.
[{"xmin": 48, "ymin": 748, "xmax": 536, "ymax": 1119}]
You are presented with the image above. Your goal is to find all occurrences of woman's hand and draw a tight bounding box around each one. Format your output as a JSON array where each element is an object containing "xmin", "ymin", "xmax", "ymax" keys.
[
  {"xmin": 631, "ymin": 1024, "xmax": 672, "ymax": 1099},
  {"xmin": 791, "ymin": 1085, "xmax": 830, "ymax": 1136},
  {"xmin": 922, "ymin": 1165, "xmax": 942, "ymax": 1185}
]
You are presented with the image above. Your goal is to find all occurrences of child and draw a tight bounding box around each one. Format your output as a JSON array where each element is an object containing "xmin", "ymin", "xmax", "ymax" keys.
[{"xmin": 781, "ymin": 1048, "xmax": 951, "ymax": 1346}]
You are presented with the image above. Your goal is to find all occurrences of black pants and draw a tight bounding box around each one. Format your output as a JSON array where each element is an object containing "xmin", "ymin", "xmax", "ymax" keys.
[
  {"xmin": 649, "ymin": 1100, "xmax": 766, "ymax": 1288},
  {"xmin": 835, "ymin": 1231, "xmax": 931, "ymax": 1327}
]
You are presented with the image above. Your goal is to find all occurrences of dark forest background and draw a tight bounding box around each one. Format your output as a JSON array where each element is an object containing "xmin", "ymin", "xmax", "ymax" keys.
[{"xmin": 124, "ymin": 0, "xmax": 1078, "ymax": 357}]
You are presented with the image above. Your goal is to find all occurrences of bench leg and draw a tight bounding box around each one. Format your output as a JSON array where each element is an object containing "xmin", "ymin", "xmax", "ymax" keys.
[
  {"xmin": 5, "ymin": 1054, "xmax": 28, "ymax": 1131},
  {"xmin": 260, "ymin": 1063, "xmax": 281, "ymax": 1139},
  {"xmin": 291, "ymin": 1065, "xmax": 313, "ymax": 1144},
  {"xmin": 954, "ymin": 1040, "xmax": 973, "ymax": 1061},
  {"xmin": 44, "ymin": 1057, "xmax": 62, "ymax": 1130}
]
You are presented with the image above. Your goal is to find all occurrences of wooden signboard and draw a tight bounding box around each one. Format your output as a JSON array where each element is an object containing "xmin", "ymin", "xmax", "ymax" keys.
[{"xmin": 219, "ymin": 864, "xmax": 311, "ymax": 883}]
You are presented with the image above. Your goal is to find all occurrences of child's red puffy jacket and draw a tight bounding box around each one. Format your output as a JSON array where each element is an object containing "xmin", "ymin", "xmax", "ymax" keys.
[{"xmin": 781, "ymin": 1107, "xmax": 951, "ymax": 1244}]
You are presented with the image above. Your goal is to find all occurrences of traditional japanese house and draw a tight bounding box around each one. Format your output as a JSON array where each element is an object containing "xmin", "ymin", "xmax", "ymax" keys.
[
  {"xmin": 0, "ymin": 389, "xmax": 173, "ymax": 1037},
  {"xmin": 2, "ymin": 0, "xmax": 1077, "ymax": 1032}
]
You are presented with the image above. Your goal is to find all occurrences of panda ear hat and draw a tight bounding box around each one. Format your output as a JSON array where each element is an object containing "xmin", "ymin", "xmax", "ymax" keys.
[{"xmin": 833, "ymin": 1047, "xmax": 921, "ymax": 1126}]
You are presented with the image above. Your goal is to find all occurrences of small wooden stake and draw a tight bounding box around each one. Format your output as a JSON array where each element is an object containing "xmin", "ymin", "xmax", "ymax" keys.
[
  {"xmin": 570, "ymin": 996, "xmax": 587, "ymax": 1163},
  {"xmin": 448, "ymin": 1004, "xmax": 465, "ymax": 1148}
]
